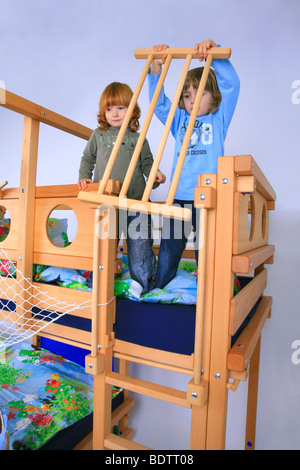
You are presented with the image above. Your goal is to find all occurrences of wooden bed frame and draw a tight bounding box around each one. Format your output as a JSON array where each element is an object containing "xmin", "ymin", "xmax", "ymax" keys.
[{"xmin": 0, "ymin": 46, "xmax": 275, "ymax": 450}]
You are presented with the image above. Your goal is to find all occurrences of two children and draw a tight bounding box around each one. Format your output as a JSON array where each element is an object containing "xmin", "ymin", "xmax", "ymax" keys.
[{"xmin": 79, "ymin": 39, "xmax": 239, "ymax": 292}]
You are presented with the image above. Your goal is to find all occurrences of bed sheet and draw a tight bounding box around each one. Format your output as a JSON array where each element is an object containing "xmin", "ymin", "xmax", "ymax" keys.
[
  {"xmin": 33, "ymin": 256, "xmax": 241, "ymax": 305},
  {"xmin": 0, "ymin": 215, "xmax": 240, "ymax": 306},
  {"xmin": 0, "ymin": 341, "xmax": 121, "ymax": 450}
]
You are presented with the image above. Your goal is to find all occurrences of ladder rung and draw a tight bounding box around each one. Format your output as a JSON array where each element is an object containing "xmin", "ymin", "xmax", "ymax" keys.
[
  {"xmin": 78, "ymin": 191, "xmax": 192, "ymax": 221},
  {"xmin": 106, "ymin": 372, "xmax": 191, "ymax": 408},
  {"xmin": 111, "ymin": 397, "xmax": 135, "ymax": 427},
  {"xmin": 134, "ymin": 46, "xmax": 231, "ymax": 60},
  {"xmin": 104, "ymin": 433, "xmax": 150, "ymax": 450}
]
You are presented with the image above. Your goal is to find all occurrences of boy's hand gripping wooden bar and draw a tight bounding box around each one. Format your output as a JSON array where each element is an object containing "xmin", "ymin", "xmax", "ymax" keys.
[{"xmin": 134, "ymin": 47, "xmax": 231, "ymax": 60}]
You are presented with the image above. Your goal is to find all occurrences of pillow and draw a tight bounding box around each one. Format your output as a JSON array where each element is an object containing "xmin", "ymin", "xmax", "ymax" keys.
[
  {"xmin": 47, "ymin": 218, "xmax": 69, "ymax": 247},
  {"xmin": 0, "ymin": 260, "xmax": 16, "ymax": 278},
  {"xmin": 33, "ymin": 265, "xmax": 92, "ymax": 291},
  {"xmin": 0, "ymin": 218, "xmax": 10, "ymax": 242}
]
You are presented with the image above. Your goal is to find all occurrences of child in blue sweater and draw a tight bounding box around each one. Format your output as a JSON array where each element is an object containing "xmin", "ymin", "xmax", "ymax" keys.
[{"xmin": 148, "ymin": 39, "xmax": 240, "ymax": 288}]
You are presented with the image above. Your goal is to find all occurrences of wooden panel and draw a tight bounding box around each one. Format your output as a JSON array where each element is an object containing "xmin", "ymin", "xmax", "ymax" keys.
[
  {"xmin": 227, "ymin": 296, "xmax": 272, "ymax": 371},
  {"xmin": 34, "ymin": 196, "xmax": 95, "ymax": 258},
  {"xmin": 32, "ymin": 321, "xmax": 91, "ymax": 346},
  {"xmin": 229, "ymin": 269, "xmax": 267, "ymax": 335},
  {"xmin": 31, "ymin": 282, "xmax": 92, "ymax": 319},
  {"xmin": 233, "ymin": 191, "xmax": 269, "ymax": 255},
  {"xmin": 33, "ymin": 252, "xmax": 93, "ymax": 271},
  {"xmin": 0, "ymin": 277, "xmax": 17, "ymax": 302}
]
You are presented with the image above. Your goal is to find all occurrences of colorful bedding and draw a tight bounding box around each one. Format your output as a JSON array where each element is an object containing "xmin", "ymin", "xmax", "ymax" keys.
[
  {"xmin": 31, "ymin": 255, "xmax": 200, "ymax": 305},
  {"xmin": 0, "ymin": 341, "xmax": 121, "ymax": 450},
  {"xmin": 0, "ymin": 217, "xmax": 240, "ymax": 305},
  {"xmin": 1, "ymin": 255, "xmax": 240, "ymax": 306}
]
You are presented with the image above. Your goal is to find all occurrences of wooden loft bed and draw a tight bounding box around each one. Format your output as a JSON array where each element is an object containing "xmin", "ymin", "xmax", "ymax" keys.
[{"xmin": 0, "ymin": 46, "xmax": 275, "ymax": 450}]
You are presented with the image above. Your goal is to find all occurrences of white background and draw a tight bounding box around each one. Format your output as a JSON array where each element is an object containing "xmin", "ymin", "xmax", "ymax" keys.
[{"xmin": 0, "ymin": 0, "xmax": 299, "ymax": 450}]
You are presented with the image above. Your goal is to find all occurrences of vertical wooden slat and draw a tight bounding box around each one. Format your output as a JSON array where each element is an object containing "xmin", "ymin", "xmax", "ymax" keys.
[{"xmin": 245, "ymin": 336, "xmax": 261, "ymax": 450}]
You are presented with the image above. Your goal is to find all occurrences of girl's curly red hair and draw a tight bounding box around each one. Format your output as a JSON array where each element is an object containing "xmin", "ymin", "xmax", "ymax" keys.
[{"xmin": 97, "ymin": 82, "xmax": 141, "ymax": 132}]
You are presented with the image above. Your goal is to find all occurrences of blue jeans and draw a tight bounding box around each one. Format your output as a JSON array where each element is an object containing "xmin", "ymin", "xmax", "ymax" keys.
[
  {"xmin": 87, "ymin": 211, "xmax": 155, "ymax": 294},
  {"xmin": 155, "ymin": 200, "xmax": 199, "ymax": 289},
  {"xmin": 126, "ymin": 211, "xmax": 156, "ymax": 294}
]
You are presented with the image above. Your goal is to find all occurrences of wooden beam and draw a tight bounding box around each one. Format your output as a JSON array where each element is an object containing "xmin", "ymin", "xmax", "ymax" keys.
[
  {"xmin": 234, "ymin": 155, "xmax": 276, "ymax": 204},
  {"xmin": 1, "ymin": 90, "xmax": 92, "ymax": 141},
  {"xmin": 227, "ymin": 296, "xmax": 272, "ymax": 372}
]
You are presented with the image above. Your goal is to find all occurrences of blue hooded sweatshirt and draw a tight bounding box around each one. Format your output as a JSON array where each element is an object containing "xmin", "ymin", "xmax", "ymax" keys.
[{"xmin": 148, "ymin": 56, "xmax": 240, "ymax": 200}]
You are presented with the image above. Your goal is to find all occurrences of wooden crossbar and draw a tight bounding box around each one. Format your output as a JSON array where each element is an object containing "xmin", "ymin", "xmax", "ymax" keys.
[
  {"xmin": 1, "ymin": 90, "xmax": 92, "ymax": 140},
  {"xmin": 134, "ymin": 46, "xmax": 231, "ymax": 60}
]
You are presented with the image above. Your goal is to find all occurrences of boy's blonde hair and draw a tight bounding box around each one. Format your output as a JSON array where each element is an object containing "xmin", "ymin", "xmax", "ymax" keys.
[
  {"xmin": 97, "ymin": 82, "xmax": 141, "ymax": 132},
  {"xmin": 179, "ymin": 67, "xmax": 222, "ymax": 114}
]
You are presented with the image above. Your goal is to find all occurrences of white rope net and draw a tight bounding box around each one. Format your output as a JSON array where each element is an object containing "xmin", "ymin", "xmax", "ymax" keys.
[{"xmin": 0, "ymin": 246, "xmax": 92, "ymax": 350}]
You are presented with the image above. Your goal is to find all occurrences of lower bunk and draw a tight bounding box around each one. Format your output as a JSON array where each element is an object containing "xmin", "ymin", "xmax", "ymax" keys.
[
  {"xmin": 0, "ymin": 282, "xmax": 269, "ymax": 450},
  {"xmin": 0, "ymin": 242, "xmax": 271, "ymax": 450},
  {"xmin": 0, "ymin": 340, "xmax": 132, "ymax": 450}
]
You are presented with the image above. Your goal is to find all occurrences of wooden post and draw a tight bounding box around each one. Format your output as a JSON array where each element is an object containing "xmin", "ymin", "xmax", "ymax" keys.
[
  {"xmin": 190, "ymin": 175, "xmax": 217, "ymax": 450},
  {"xmin": 206, "ymin": 157, "xmax": 236, "ymax": 449},
  {"xmin": 85, "ymin": 205, "xmax": 117, "ymax": 449},
  {"xmin": 245, "ymin": 336, "xmax": 261, "ymax": 450},
  {"xmin": 16, "ymin": 117, "xmax": 39, "ymax": 327}
]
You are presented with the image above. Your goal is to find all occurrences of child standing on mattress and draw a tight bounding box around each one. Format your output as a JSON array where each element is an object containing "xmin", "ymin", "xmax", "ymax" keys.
[
  {"xmin": 78, "ymin": 81, "xmax": 166, "ymax": 295},
  {"xmin": 148, "ymin": 39, "xmax": 240, "ymax": 288}
]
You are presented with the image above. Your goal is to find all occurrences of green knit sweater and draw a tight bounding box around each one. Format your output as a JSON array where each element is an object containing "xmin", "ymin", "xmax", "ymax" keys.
[{"xmin": 79, "ymin": 126, "xmax": 159, "ymax": 199}]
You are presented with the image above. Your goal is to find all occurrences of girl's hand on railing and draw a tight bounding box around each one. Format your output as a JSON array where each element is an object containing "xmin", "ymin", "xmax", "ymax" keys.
[{"xmin": 150, "ymin": 44, "xmax": 169, "ymax": 74}]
